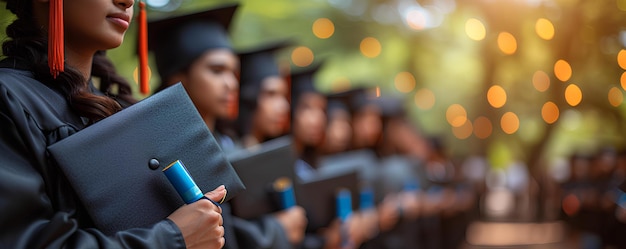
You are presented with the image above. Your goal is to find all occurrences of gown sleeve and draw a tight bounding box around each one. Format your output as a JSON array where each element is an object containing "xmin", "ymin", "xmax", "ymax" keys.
[{"xmin": 0, "ymin": 78, "xmax": 186, "ymax": 249}]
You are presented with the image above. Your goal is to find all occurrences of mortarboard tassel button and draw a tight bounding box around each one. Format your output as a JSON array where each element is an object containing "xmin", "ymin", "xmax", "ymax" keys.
[{"xmin": 148, "ymin": 158, "xmax": 160, "ymax": 170}]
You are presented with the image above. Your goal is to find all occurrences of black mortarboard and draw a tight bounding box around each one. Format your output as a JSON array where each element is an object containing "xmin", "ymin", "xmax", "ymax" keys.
[
  {"xmin": 148, "ymin": 4, "xmax": 238, "ymax": 82},
  {"xmin": 377, "ymin": 95, "xmax": 406, "ymax": 119},
  {"xmin": 226, "ymin": 136, "xmax": 298, "ymax": 219},
  {"xmin": 290, "ymin": 62, "xmax": 325, "ymax": 112},
  {"xmin": 325, "ymin": 88, "xmax": 367, "ymax": 116},
  {"xmin": 47, "ymin": 83, "xmax": 245, "ymax": 235},
  {"xmin": 295, "ymin": 169, "xmax": 360, "ymax": 232},
  {"xmin": 238, "ymin": 39, "xmax": 291, "ymax": 106}
]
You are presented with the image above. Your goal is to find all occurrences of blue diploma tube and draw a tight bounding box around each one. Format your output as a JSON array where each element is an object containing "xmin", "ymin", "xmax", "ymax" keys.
[
  {"xmin": 359, "ymin": 186, "xmax": 374, "ymax": 210},
  {"xmin": 163, "ymin": 160, "xmax": 204, "ymax": 204},
  {"xmin": 273, "ymin": 177, "xmax": 296, "ymax": 209},
  {"xmin": 336, "ymin": 188, "xmax": 352, "ymax": 222}
]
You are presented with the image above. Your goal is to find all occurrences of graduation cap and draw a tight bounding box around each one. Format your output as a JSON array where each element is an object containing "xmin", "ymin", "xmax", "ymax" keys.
[
  {"xmin": 148, "ymin": 3, "xmax": 239, "ymax": 87},
  {"xmin": 226, "ymin": 136, "xmax": 298, "ymax": 219},
  {"xmin": 47, "ymin": 83, "xmax": 245, "ymax": 235},
  {"xmin": 377, "ymin": 94, "xmax": 406, "ymax": 119}
]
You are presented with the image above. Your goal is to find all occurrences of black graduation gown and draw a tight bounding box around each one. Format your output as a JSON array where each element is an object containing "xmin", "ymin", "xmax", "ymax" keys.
[{"xmin": 0, "ymin": 64, "xmax": 184, "ymax": 248}]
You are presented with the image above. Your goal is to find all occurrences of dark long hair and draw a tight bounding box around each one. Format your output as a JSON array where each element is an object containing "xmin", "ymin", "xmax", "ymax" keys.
[{"xmin": 2, "ymin": 0, "xmax": 136, "ymax": 124}]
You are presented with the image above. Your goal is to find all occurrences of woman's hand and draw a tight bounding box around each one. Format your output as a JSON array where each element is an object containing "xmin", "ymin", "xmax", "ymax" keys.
[
  {"xmin": 273, "ymin": 206, "xmax": 308, "ymax": 244},
  {"xmin": 168, "ymin": 185, "xmax": 227, "ymax": 249}
]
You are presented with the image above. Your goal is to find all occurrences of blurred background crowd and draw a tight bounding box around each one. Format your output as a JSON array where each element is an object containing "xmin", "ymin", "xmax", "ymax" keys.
[{"xmin": 4, "ymin": 0, "xmax": 626, "ymax": 248}]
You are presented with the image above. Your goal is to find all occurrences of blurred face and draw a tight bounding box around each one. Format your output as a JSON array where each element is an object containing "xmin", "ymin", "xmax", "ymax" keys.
[
  {"xmin": 253, "ymin": 76, "xmax": 290, "ymax": 139},
  {"xmin": 62, "ymin": 0, "xmax": 135, "ymax": 52},
  {"xmin": 293, "ymin": 93, "xmax": 327, "ymax": 147},
  {"xmin": 352, "ymin": 105, "xmax": 382, "ymax": 149},
  {"xmin": 180, "ymin": 49, "xmax": 239, "ymax": 120},
  {"xmin": 324, "ymin": 109, "xmax": 352, "ymax": 153}
]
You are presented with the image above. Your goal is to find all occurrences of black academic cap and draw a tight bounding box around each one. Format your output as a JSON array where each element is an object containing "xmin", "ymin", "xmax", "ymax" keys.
[
  {"xmin": 226, "ymin": 136, "xmax": 298, "ymax": 219},
  {"xmin": 47, "ymin": 83, "xmax": 245, "ymax": 235},
  {"xmin": 377, "ymin": 95, "xmax": 406, "ymax": 119},
  {"xmin": 238, "ymin": 39, "xmax": 292, "ymax": 106},
  {"xmin": 290, "ymin": 62, "xmax": 325, "ymax": 110},
  {"xmin": 148, "ymin": 3, "xmax": 238, "ymax": 82}
]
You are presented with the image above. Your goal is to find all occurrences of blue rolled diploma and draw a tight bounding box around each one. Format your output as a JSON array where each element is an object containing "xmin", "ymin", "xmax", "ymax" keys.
[
  {"xmin": 273, "ymin": 177, "xmax": 296, "ymax": 209},
  {"xmin": 163, "ymin": 160, "xmax": 204, "ymax": 204},
  {"xmin": 359, "ymin": 186, "xmax": 375, "ymax": 210},
  {"xmin": 336, "ymin": 188, "xmax": 352, "ymax": 222}
]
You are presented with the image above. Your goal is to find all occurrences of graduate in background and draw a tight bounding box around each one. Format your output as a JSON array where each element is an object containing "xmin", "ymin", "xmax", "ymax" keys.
[
  {"xmin": 232, "ymin": 40, "xmax": 308, "ymax": 247},
  {"xmin": 290, "ymin": 64, "xmax": 375, "ymax": 249},
  {"xmin": 149, "ymin": 4, "xmax": 239, "ymax": 152},
  {"xmin": 149, "ymin": 4, "xmax": 301, "ymax": 249},
  {"xmin": 236, "ymin": 41, "xmax": 292, "ymax": 148},
  {"xmin": 0, "ymin": 0, "xmax": 226, "ymax": 248}
]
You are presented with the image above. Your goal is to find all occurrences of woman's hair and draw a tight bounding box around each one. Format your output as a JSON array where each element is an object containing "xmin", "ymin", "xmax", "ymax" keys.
[{"xmin": 2, "ymin": 0, "xmax": 136, "ymax": 124}]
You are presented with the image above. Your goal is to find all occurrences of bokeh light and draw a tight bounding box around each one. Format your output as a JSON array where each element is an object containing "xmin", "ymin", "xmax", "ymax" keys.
[
  {"xmin": 497, "ymin": 32, "xmax": 517, "ymax": 55},
  {"xmin": 133, "ymin": 66, "xmax": 152, "ymax": 85},
  {"xmin": 618, "ymin": 50, "xmax": 626, "ymax": 71},
  {"xmin": 360, "ymin": 37, "xmax": 382, "ymax": 58},
  {"xmin": 554, "ymin": 60, "xmax": 572, "ymax": 82},
  {"xmin": 312, "ymin": 18, "xmax": 335, "ymax": 39},
  {"xmin": 447, "ymin": 104, "xmax": 468, "ymax": 127},
  {"xmin": 487, "ymin": 85, "xmax": 507, "ymax": 108},
  {"xmin": 565, "ymin": 84, "xmax": 582, "ymax": 106},
  {"xmin": 621, "ymin": 71, "xmax": 626, "ymax": 91},
  {"xmin": 414, "ymin": 88, "xmax": 435, "ymax": 110},
  {"xmin": 532, "ymin": 70, "xmax": 550, "ymax": 92},
  {"xmin": 542, "ymin": 101, "xmax": 559, "ymax": 124},
  {"xmin": 453, "ymin": 119, "xmax": 473, "ymax": 139},
  {"xmin": 501, "ymin": 112, "xmax": 519, "ymax": 134},
  {"xmin": 394, "ymin": 72, "xmax": 416, "ymax": 93},
  {"xmin": 619, "ymin": 0, "xmax": 626, "ymax": 11},
  {"xmin": 291, "ymin": 46, "xmax": 315, "ymax": 67},
  {"xmin": 535, "ymin": 18, "xmax": 555, "ymax": 40},
  {"xmin": 608, "ymin": 86, "xmax": 624, "ymax": 107},
  {"xmin": 474, "ymin": 116, "xmax": 493, "ymax": 139},
  {"xmin": 406, "ymin": 9, "xmax": 426, "ymax": 30},
  {"xmin": 465, "ymin": 18, "xmax": 486, "ymax": 41}
]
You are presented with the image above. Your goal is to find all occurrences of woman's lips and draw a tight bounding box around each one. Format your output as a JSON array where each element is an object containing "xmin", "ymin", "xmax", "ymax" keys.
[{"xmin": 107, "ymin": 13, "xmax": 130, "ymax": 30}]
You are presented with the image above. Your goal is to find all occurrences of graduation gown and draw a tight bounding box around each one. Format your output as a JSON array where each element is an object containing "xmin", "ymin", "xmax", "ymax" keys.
[{"xmin": 0, "ymin": 63, "xmax": 184, "ymax": 248}]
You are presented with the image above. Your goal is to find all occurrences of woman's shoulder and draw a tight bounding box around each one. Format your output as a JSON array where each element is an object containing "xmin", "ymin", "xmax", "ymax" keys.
[{"xmin": 0, "ymin": 66, "xmax": 85, "ymax": 133}]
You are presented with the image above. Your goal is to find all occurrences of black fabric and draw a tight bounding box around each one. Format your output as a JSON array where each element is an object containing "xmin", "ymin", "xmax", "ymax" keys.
[
  {"xmin": 227, "ymin": 136, "xmax": 298, "ymax": 220},
  {"xmin": 47, "ymin": 83, "xmax": 245, "ymax": 235},
  {"xmin": 295, "ymin": 170, "xmax": 360, "ymax": 232},
  {"xmin": 0, "ymin": 65, "xmax": 185, "ymax": 248}
]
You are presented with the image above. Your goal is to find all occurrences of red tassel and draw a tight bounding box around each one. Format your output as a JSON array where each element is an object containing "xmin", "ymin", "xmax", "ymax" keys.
[
  {"xmin": 138, "ymin": 1, "xmax": 150, "ymax": 95},
  {"xmin": 49, "ymin": 0, "xmax": 64, "ymax": 78}
]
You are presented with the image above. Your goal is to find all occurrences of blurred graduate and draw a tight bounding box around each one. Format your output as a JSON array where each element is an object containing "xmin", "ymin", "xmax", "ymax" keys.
[{"xmin": 148, "ymin": 4, "xmax": 308, "ymax": 249}]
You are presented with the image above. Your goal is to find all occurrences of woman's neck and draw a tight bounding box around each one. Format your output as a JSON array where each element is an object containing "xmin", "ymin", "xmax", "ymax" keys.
[
  {"xmin": 65, "ymin": 47, "xmax": 94, "ymax": 80},
  {"xmin": 203, "ymin": 115, "xmax": 216, "ymax": 132}
]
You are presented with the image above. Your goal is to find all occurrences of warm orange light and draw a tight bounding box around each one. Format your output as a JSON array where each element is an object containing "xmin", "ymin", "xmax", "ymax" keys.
[
  {"xmin": 542, "ymin": 101, "xmax": 559, "ymax": 124},
  {"xmin": 414, "ymin": 88, "xmax": 435, "ymax": 110},
  {"xmin": 452, "ymin": 119, "xmax": 473, "ymax": 140},
  {"xmin": 487, "ymin": 85, "xmax": 507, "ymax": 108},
  {"xmin": 394, "ymin": 72, "xmax": 416, "ymax": 93},
  {"xmin": 554, "ymin": 59, "xmax": 572, "ymax": 82},
  {"xmin": 532, "ymin": 70, "xmax": 550, "ymax": 92},
  {"xmin": 608, "ymin": 87, "xmax": 624, "ymax": 107},
  {"xmin": 621, "ymin": 72, "xmax": 626, "ymax": 91},
  {"xmin": 619, "ymin": 0, "xmax": 626, "ymax": 11},
  {"xmin": 446, "ymin": 104, "xmax": 468, "ymax": 127},
  {"xmin": 619, "ymin": 50, "xmax": 626, "ymax": 70},
  {"xmin": 535, "ymin": 18, "xmax": 555, "ymax": 40},
  {"xmin": 133, "ymin": 66, "xmax": 152, "ymax": 85},
  {"xmin": 465, "ymin": 18, "xmax": 486, "ymax": 41},
  {"xmin": 360, "ymin": 37, "xmax": 382, "ymax": 58},
  {"xmin": 291, "ymin": 46, "xmax": 315, "ymax": 67},
  {"xmin": 473, "ymin": 116, "xmax": 493, "ymax": 139},
  {"xmin": 312, "ymin": 18, "xmax": 335, "ymax": 39},
  {"xmin": 500, "ymin": 112, "xmax": 519, "ymax": 134},
  {"xmin": 497, "ymin": 32, "xmax": 517, "ymax": 55},
  {"xmin": 565, "ymin": 84, "xmax": 582, "ymax": 106}
]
